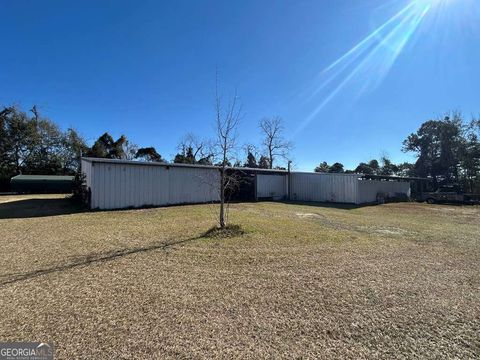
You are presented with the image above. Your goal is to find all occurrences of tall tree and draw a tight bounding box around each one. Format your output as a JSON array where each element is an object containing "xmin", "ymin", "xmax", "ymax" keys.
[
  {"xmin": 354, "ymin": 162, "xmax": 373, "ymax": 174},
  {"xmin": 258, "ymin": 155, "xmax": 270, "ymax": 169},
  {"xmin": 214, "ymin": 82, "xmax": 242, "ymax": 228},
  {"xmin": 135, "ymin": 147, "xmax": 164, "ymax": 162},
  {"xmin": 460, "ymin": 119, "xmax": 480, "ymax": 192},
  {"xmin": 259, "ymin": 117, "xmax": 292, "ymax": 169},
  {"xmin": 244, "ymin": 152, "xmax": 257, "ymax": 168},
  {"xmin": 23, "ymin": 117, "xmax": 65, "ymax": 174},
  {"xmin": 123, "ymin": 139, "xmax": 138, "ymax": 161},
  {"xmin": 174, "ymin": 133, "xmax": 212, "ymax": 165},
  {"xmin": 2, "ymin": 107, "xmax": 38, "ymax": 174},
  {"xmin": 243, "ymin": 144, "xmax": 258, "ymax": 168},
  {"xmin": 379, "ymin": 156, "xmax": 399, "ymax": 176},
  {"xmin": 0, "ymin": 106, "xmax": 88, "ymax": 179},
  {"xmin": 315, "ymin": 161, "xmax": 330, "ymax": 173},
  {"xmin": 174, "ymin": 146, "xmax": 196, "ymax": 164},
  {"xmin": 62, "ymin": 128, "xmax": 89, "ymax": 173},
  {"xmin": 403, "ymin": 114, "xmax": 464, "ymax": 185},
  {"xmin": 88, "ymin": 133, "xmax": 128, "ymax": 159},
  {"xmin": 328, "ymin": 162, "xmax": 344, "ymax": 173}
]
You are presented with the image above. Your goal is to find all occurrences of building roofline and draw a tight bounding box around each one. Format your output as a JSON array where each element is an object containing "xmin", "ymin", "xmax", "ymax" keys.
[
  {"xmin": 360, "ymin": 174, "xmax": 429, "ymax": 181},
  {"xmin": 10, "ymin": 174, "xmax": 75, "ymax": 181},
  {"xmin": 80, "ymin": 158, "xmax": 417, "ymax": 181},
  {"xmin": 292, "ymin": 171, "xmax": 362, "ymax": 177},
  {"xmin": 81, "ymin": 157, "xmax": 288, "ymax": 173}
]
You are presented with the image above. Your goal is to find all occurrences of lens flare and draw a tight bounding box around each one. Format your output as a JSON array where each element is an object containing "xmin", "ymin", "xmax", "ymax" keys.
[{"xmin": 294, "ymin": 1, "xmax": 437, "ymax": 136}]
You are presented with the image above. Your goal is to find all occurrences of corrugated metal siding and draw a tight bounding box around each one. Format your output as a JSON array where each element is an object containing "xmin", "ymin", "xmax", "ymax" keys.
[
  {"xmin": 82, "ymin": 158, "xmax": 412, "ymax": 209},
  {"xmin": 88, "ymin": 162, "xmax": 220, "ymax": 209},
  {"xmin": 356, "ymin": 180, "xmax": 410, "ymax": 204},
  {"xmin": 256, "ymin": 174, "xmax": 287, "ymax": 200},
  {"xmin": 290, "ymin": 173, "xmax": 359, "ymax": 204}
]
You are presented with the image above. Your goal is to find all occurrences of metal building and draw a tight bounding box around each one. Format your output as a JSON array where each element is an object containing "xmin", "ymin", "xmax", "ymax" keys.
[
  {"xmin": 81, "ymin": 158, "xmax": 220, "ymax": 210},
  {"xmin": 81, "ymin": 157, "xmax": 411, "ymax": 209},
  {"xmin": 11, "ymin": 174, "xmax": 74, "ymax": 193},
  {"xmin": 289, "ymin": 172, "xmax": 359, "ymax": 203}
]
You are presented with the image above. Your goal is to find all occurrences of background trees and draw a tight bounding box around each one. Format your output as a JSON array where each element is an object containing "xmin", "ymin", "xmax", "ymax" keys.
[
  {"xmin": 400, "ymin": 113, "xmax": 480, "ymax": 191},
  {"xmin": 135, "ymin": 147, "xmax": 164, "ymax": 162},
  {"xmin": 2, "ymin": 103, "xmax": 479, "ymax": 194},
  {"xmin": 0, "ymin": 106, "xmax": 89, "ymax": 181},
  {"xmin": 259, "ymin": 117, "xmax": 293, "ymax": 169},
  {"xmin": 0, "ymin": 105, "xmax": 168, "ymax": 191},
  {"xmin": 312, "ymin": 113, "xmax": 480, "ymax": 193},
  {"xmin": 174, "ymin": 133, "xmax": 213, "ymax": 165}
]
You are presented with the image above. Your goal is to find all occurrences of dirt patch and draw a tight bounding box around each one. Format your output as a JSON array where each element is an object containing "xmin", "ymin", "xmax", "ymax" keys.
[
  {"xmin": 374, "ymin": 227, "xmax": 408, "ymax": 235},
  {"xmin": 202, "ymin": 224, "xmax": 245, "ymax": 238},
  {"xmin": 295, "ymin": 212, "xmax": 324, "ymax": 219}
]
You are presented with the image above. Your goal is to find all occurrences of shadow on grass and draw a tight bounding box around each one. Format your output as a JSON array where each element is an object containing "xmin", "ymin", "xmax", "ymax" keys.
[
  {"xmin": 0, "ymin": 223, "xmax": 249, "ymax": 287},
  {"xmin": 0, "ymin": 197, "xmax": 85, "ymax": 219},
  {"xmin": 277, "ymin": 200, "xmax": 370, "ymax": 210},
  {"xmin": 0, "ymin": 236, "xmax": 202, "ymax": 287}
]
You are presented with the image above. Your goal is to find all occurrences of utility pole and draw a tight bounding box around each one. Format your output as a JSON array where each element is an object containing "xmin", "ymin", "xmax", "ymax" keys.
[{"xmin": 287, "ymin": 160, "xmax": 292, "ymax": 201}]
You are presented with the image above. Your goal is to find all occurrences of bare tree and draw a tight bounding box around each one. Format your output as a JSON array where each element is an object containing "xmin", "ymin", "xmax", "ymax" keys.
[
  {"xmin": 176, "ymin": 133, "xmax": 213, "ymax": 164},
  {"xmin": 259, "ymin": 117, "xmax": 293, "ymax": 169},
  {"xmin": 122, "ymin": 140, "xmax": 138, "ymax": 160},
  {"xmin": 30, "ymin": 105, "xmax": 40, "ymax": 123},
  {"xmin": 214, "ymin": 82, "xmax": 242, "ymax": 228}
]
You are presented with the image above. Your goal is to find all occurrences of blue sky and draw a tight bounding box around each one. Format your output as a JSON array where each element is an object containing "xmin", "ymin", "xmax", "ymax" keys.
[{"xmin": 1, "ymin": 0, "xmax": 479, "ymax": 171}]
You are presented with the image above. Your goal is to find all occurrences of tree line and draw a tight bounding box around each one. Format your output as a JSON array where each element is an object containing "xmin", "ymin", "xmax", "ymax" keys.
[
  {"xmin": 1, "ymin": 105, "xmax": 479, "ymax": 193},
  {"xmin": 0, "ymin": 104, "xmax": 292, "ymax": 191},
  {"xmin": 314, "ymin": 113, "xmax": 480, "ymax": 193}
]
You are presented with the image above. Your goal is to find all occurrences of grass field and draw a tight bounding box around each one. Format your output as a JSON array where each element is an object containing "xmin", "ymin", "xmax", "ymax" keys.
[{"xmin": 0, "ymin": 194, "xmax": 479, "ymax": 359}]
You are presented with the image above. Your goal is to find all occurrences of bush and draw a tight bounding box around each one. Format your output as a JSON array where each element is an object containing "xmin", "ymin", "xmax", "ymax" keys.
[{"xmin": 71, "ymin": 172, "xmax": 90, "ymax": 207}]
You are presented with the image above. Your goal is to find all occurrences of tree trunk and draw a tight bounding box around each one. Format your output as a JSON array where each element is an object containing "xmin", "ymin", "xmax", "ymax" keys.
[{"xmin": 219, "ymin": 167, "xmax": 226, "ymax": 228}]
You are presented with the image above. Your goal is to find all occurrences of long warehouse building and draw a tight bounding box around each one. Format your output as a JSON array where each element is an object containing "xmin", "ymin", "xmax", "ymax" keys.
[{"xmin": 81, "ymin": 157, "xmax": 411, "ymax": 210}]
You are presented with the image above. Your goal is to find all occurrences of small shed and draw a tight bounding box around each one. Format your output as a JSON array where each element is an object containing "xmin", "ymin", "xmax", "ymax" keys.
[{"xmin": 10, "ymin": 175, "xmax": 75, "ymax": 193}]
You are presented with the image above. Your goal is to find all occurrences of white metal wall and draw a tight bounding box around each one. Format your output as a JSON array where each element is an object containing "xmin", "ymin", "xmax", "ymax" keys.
[
  {"xmin": 82, "ymin": 160, "xmax": 220, "ymax": 209},
  {"xmin": 290, "ymin": 173, "xmax": 359, "ymax": 204},
  {"xmin": 356, "ymin": 180, "xmax": 411, "ymax": 204},
  {"xmin": 82, "ymin": 159, "xmax": 411, "ymax": 209},
  {"xmin": 256, "ymin": 174, "xmax": 287, "ymax": 200}
]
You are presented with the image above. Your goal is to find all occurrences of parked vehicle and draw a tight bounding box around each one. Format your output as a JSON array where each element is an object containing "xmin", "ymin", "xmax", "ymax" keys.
[{"xmin": 421, "ymin": 186, "xmax": 480, "ymax": 204}]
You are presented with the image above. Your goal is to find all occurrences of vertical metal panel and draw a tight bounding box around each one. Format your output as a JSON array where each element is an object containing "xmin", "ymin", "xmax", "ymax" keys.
[
  {"xmin": 290, "ymin": 173, "xmax": 359, "ymax": 204},
  {"xmin": 356, "ymin": 180, "xmax": 410, "ymax": 204},
  {"xmin": 83, "ymin": 159, "xmax": 406, "ymax": 209},
  {"xmin": 256, "ymin": 174, "xmax": 287, "ymax": 200},
  {"xmin": 86, "ymin": 161, "xmax": 220, "ymax": 209}
]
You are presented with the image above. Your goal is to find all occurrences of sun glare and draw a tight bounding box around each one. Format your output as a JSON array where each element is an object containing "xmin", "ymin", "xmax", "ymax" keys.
[{"xmin": 293, "ymin": 0, "xmax": 472, "ymax": 135}]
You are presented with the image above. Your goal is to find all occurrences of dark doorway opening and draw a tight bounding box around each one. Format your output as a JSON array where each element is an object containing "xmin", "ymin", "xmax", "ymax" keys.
[{"xmin": 226, "ymin": 169, "xmax": 256, "ymax": 202}]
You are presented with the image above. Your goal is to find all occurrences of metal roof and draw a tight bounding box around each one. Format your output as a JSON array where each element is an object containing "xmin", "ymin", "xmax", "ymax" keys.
[
  {"xmin": 360, "ymin": 174, "xmax": 428, "ymax": 181},
  {"xmin": 80, "ymin": 158, "xmax": 416, "ymax": 181},
  {"xmin": 81, "ymin": 157, "xmax": 288, "ymax": 173},
  {"xmin": 11, "ymin": 174, "xmax": 75, "ymax": 182}
]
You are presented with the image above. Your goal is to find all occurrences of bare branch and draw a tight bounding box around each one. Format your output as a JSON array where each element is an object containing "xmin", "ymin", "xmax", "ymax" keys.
[
  {"xmin": 214, "ymin": 73, "xmax": 242, "ymax": 228},
  {"xmin": 259, "ymin": 116, "xmax": 293, "ymax": 169}
]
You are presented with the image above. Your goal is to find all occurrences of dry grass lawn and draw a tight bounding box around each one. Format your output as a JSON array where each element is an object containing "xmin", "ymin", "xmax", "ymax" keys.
[{"xmin": 0, "ymin": 194, "xmax": 479, "ymax": 359}]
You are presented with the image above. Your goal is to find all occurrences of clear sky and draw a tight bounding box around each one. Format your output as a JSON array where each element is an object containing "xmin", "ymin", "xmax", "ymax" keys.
[{"xmin": 1, "ymin": 0, "xmax": 479, "ymax": 171}]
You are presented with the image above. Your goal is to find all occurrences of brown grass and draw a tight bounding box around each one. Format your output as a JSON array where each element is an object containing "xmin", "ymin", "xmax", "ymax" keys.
[{"xmin": 0, "ymin": 195, "xmax": 479, "ymax": 359}]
